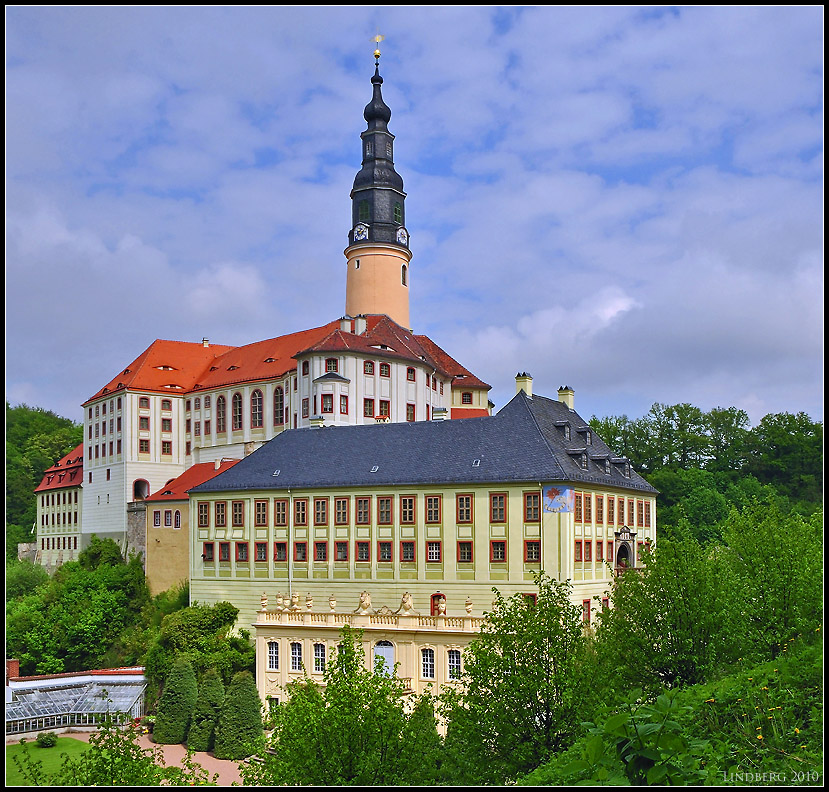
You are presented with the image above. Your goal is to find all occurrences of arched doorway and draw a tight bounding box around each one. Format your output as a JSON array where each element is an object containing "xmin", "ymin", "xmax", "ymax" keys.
[
  {"xmin": 132, "ymin": 479, "xmax": 150, "ymax": 501},
  {"xmin": 431, "ymin": 592, "xmax": 446, "ymax": 616}
]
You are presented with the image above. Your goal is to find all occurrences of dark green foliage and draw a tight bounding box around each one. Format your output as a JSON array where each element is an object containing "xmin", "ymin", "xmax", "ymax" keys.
[
  {"xmin": 242, "ymin": 626, "xmax": 438, "ymax": 785},
  {"xmin": 143, "ymin": 601, "xmax": 255, "ymax": 701},
  {"xmin": 5, "ymin": 559, "xmax": 49, "ymax": 600},
  {"xmin": 596, "ymin": 530, "xmax": 745, "ymax": 691},
  {"xmin": 78, "ymin": 535, "xmax": 124, "ymax": 569},
  {"xmin": 5, "ymin": 402, "xmax": 83, "ymax": 560},
  {"xmin": 35, "ymin": 731, "xmax": 58, "ymax": 748},
  {"xmin": 153, "ymin": 656, "xmax": 198, "ymax": 745},
  {"xmin": 186, "ymin": 668, "xmax": 225, "ymax": 752},
  {"xmin": 441, "ymin": 574, "xmax": 596, "ymax": 785},
  {"xmin": 213, "ymin": 670, "xmax": 263, "ymax": 760}
]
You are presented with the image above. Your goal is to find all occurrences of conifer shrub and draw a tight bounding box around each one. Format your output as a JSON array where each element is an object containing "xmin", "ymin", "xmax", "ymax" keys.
[
  {"xmin": 213, "ymin": 670, "xmax": 263, "ymax": 760},
  {"xmin": 186, "ymin": 668, "xmax": 225, "ymax": 752},
  {"xmin": 153, "ymin": 656, "xmax": 198, "ymax": 744}
]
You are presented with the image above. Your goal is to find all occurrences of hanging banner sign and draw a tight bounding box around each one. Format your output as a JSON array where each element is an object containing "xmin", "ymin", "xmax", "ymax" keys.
[{"xmin": 543, "ymin": 486, "xmax": 574, "ymax": 513}]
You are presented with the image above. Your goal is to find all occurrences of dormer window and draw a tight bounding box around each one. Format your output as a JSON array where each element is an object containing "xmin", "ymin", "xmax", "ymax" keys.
[
  {"xmin": 156, "ymin": 365, "xmax": 176, "ymax": 371},
  {"xmin": 564, "ymin": 425, "xmax": 571, "ymax": 441},
  {"xmin": 302, "ymin": 361, "xmax": 310, "ymax": 376},
  {"xmin": 580, "ymin": 453, "xmax": 589, "ymax": 470},
  {"xmin": 461, "ymin": 392, "xmax": 473, "ymax": 405}
]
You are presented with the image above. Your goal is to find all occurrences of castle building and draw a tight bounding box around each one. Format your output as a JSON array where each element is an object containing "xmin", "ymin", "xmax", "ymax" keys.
[
  {"xmin": 63, "ymin": 52, "xmax": 490, "ymax": 566},
  {"xmin": 34, "ymin": 443, "xmax": 84, "ymax": 569}
]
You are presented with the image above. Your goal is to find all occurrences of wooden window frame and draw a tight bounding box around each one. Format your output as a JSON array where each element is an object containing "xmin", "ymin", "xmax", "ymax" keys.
[
  {"xmin": 584, "ymin": 540, "xmax": 593, "ymax": 562},
  {"xmin": 524, "ymin": 491, "xmax": 540, "ymax": 523},
  {"xmin": 335, "ymin": 541, "xmax": 348, "ymax": 561},
  {"xmin": 377, "ymin": 496, "xmax": 393, "ymax": 525},
  {"xmin": 219, "ymin": 542, "xmax": 231, "ymax": 562},
  {"xmin": 400, "ymin": 540, "xmax": 415, "ymax": 563},
  {"xmin": 314, "ymin": 541, "xmax": 328, "ymax": 562},
  {"xmin": 235, "ymin": 542, "xmax": 249, "ymax": 563},
  {"xmin": 294, "ymin": 541, "xmax": 308, "ymax": 562},
  {"xmin": 274, "ymin": 499, "xmax": 288, "ymax": 526},
  {"xmin": 274, "ymin": 542, "xmax": 288, "ymax": 562},
  {"xmin": 202, "ymin": 542, "xmax": 214, "ymax": 562},
  {"xmin": 490, "ymin": 540, "xmax": 507, "ymax": 563},
  {"xmin": 490, "ymin": 493, "xmax": 507, "ymax": 523},
  {"xmin": 457, "ymin": 540, "xmax": 473, "ymax": 563},
  {"xmin": 356, "ymin": 541, "xmax": 370, "ymax": 562},
  {"xmin": 574, "ymin": 539, "xmax": 583, "ymax": 562},
  {"xmin": 425, "ymin": 495, "xmax": 442, "ymax": 524},
  {"xmin": 400, "ymin": 496, "xmax": 416, "ymax": 525},
  {"xmin": 524, "ymin": 540, "xmax": 541, "ymax": 563},
  {"xmin": 575, "ymin": 492, "xmax": 583, "ymax": 523},
  {"xmin": 426, "ymin": 541, "xmax": 442, "ymax": 563},
  {"xmin": 377, "ymin": 541, "xmax": 393, "ymax": 562},
  {"xmin": 197, "ymin": 502, "xmax": 210, "ymax": 528},
  {"xmin": 251, "ymin": 389, "xmax": 264, "ymax": 428},
  {"xmin": 314, "ymin": 497, "xmax": 328, "ymax": 526},
  {"xmin": 356, "ymin": 497, "xmax": 371, "ymax": 525},
  {"xmin": 334, "ymin": 497, "xmax": 349, "ymax": 525},
  {"xmin": 379, "ymin": 362, "xmax": 391, "ymax": 377},
  {"xmin": 254, "ymin": 499, "xmax": 269, "ymax": 527},
  {"xmin": 364, "ymin": 360, "xmax": 375, "ymax": 375},
  {"xmin": 231, "ymin": 500, "xmax": 245, "ymax": 528},
  {"xmin": 294, "ymin": 498, "xmax": 308, "ymax": 527},
  {"xmin": 255, "ymin": 541, "xmax": 268, "ymax": 562},
  {"xmin": 456, "ymin": 493, "xmax": 473, "ymax": 524}
]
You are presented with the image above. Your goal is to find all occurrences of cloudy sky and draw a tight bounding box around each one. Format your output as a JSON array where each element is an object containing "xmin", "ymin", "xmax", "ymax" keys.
[{"xmin": 6, "ymin": 6, "xmax": 823, "ymax": 426}]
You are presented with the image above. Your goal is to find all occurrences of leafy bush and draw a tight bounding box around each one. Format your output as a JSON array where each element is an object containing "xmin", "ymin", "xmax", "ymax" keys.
[
  {"xmin": 35, "ymin": 731, "xmax": 58, "ymax": 748},
  {"xmin": 186, "ymin": 668, "xmax": 225, "ymax": 752},
  {"xmin": 213, "ymin": 670, "xmax": 263, "ymax": 760},
  {"xmin": 153, "ymin": 656, "xmax": 198, "ymax": 745}
]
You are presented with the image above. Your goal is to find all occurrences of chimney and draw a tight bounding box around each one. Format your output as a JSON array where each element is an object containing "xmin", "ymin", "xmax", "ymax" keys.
[
  {"xmin": 7, "ymin": 658, "xmax": 20, "ymax": 683},
  {"xmin": 558, "ymin": 385, "xmax": 575, "ymax": 410},
  {"xmin": 214, "ymin": 459, "xmax": 221, "ymax": 471},
  {"xmin": 431, "ymin": 406, "xmax": 449, "ymax": 421},
  {"xmin": 339, "ymin": 316, "xmax": 352, "ymax": 332},
  {"xmin": 202, "ymin": 338, "xmax": 209, "ymax": 347},
  {"xmin": 515, "ymin": 372, "xmax": 533, "ymax": 398},
  {"xmin": 354, "ymin": 315, "xmax": 367, "ymax": 335}
]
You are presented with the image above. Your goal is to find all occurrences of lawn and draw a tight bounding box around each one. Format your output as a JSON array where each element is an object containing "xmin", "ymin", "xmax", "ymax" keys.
[{"xmin": 6, "ymin": 737, "xmax": 91, "ymax": 786}]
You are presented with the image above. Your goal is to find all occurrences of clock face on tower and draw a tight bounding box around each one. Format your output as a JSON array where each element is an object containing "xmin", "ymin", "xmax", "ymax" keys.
[
  {"xmin": 396, "ymin": 227, "xmax": 409, "ymax": 246},
  {"xmin": 354, "ymin": 223, "xmax": 369, "ymax": 241}
]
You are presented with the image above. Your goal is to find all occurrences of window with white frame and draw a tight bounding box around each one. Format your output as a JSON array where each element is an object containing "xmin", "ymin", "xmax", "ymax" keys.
[
  {"xmin": 268, "ymin": 641, "xmax": 279, "ymax": 670},
  {"xmin": 314, "ymin": 643, "xmax": 326, "ymax": 673},
  {"xmin": 448, "ymin": 649, "xmax": 462, "ymax": 679},
  {"xmin": 291, "ymin": 642, "xmax": 302, "ymax": 671},
  {"xmin": 421, "ymin": 647, "xmax": 435, "ymax": 679}
]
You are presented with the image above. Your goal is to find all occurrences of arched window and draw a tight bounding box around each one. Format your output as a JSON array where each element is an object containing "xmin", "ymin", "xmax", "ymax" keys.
[
  {"xmin": 274, "ymin": 387, "xmax": 285, "ymax": 425},
  {"xmin": 232, "ymin": 393, "xmax": 243, "ymax": 431},
  {"xmin": 421, "ymin": 648, "xmax": 435, "ymax": 679},
  {"xmin": 401, "ymin": 265, "xmax": 407, "ymax": 286},
  {"xmin": 216, "ymin": 396, "xmax": 227, "ymax": 433},
  {"xmin": 374, "ymin": 641, "xmax": 394, "ymax": 674},
  {"xmin": 364, "ymin": 361, "xmax": 375, "ymax": 375},
  {"xmin": 251, "ymin": 390, "xmax": 263, "ymax": 428},
  {"xmin": 174, "ymin": 510, "xmax": 181, "ymax": 529}
]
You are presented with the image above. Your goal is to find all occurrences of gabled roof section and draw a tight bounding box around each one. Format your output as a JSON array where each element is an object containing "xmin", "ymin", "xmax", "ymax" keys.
[
  {"xmin": 415, "ymin": 334, "xmax": 490, "ymax": 389},
  {"xmin": 194, "ymin": 322, "xmax": 342, "ymax": 390},
  {"xmin": 145, "ymin": 460, "xmax": 240, "ymax": 502},
  {"xmin": 84, "ymin": 340, "xmax": 234, "ymax": 405},
  {"xmin": 191, "ymin": 391, "xmax": 656, "ymax": 494},
  {"xmin": 34, "ymin": 443, "xmax": 84, "ymax": 493}
]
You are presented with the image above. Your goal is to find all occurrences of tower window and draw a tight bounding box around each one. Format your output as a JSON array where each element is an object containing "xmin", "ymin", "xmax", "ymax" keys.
[
  {"xmin": 401, "ymin": 265, "xmax": 407, "ymax": 286},
  {"xmin": 358, "ymin": 201, "xmax": 370, "ymax": 222},
  {"xmin": 394, "ymin": 202, "xmax": 402, "ymax": 224}
]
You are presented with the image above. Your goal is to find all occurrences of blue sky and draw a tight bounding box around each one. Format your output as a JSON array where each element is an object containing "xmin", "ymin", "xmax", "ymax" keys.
[{"xmin": 6, "ymin": 6, "xmax": 823, "ymax": 425}]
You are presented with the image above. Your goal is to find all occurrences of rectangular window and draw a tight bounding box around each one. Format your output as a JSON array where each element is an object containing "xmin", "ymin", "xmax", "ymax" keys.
[
  {"xmin": 457, "ymin": 541, "xmax": 473, "ymax": 563},
  {"xmin": 400, "ymin": 496, "xmax": 415, "ymax": 524},
  {"xmin": 628, "ymin": 499, "xmax": 635, "ymax": 526},
  {"xmin": 340, "ymin": 395, "xmax": 349, "ymax": 414},
  {"xmin": 314, "ymin": 643, "xmax": 326, "ymax": 673},
  {"xmin": 314, "ymin": 498, "xmax": 328, "ymax": 526},
  {"xmin": 236, "ymin": 542, "xmax": 249, "ymax": 562},
  {"xmin": 490, "ymin": 493, "xmax": 506, "ymax": 523},
  {"xmin": 644, "ymin": 501, "xmax": 652, "ymax": 528},
  {"xmin": 363, "ymin": 398, "xmax": 375, "ymax": 417},
  {"xmin": 334, "ymin": 497, "xmax": 349, "ymax": 525},
  {"xmin": 456, "ymin": 494, "xmax": 472, "ymax": 523},
  {"xmin": 274, "ymin": 499, "xmax": 288, "ymax": 526},
  {"xmin": 490, "ymin": 540, "xmax": 506, "ymax": 562},
  {"xmin": 204, "ymin": 419, "xmax": 211, "ymax": 435},
  {"xmin": 274, "ymin": 542, "xmax": 287, "ymax": 562},
  {"xmin": 162, "ymin": 418, "xmax": 172, "ymax": 432},
  {"xmin": 219, "ymin": 542, "xmax": 231, "ymax": 562},
  {"xmin": 268, "ymin": 642, "xmax": 279, "ymax": 671},
  {"xmin": 356, "ymin": 541, "xmax": 370, "ymax": 562},
  {"xmin": 607, "ymin": 541, "xmax": 614, "ymax": 562},
  {"xmin": 321, "ymin": 394, "xmax": 334, "ymax": 413},
  {"xmin": 425, "ymin": 495, "xmax": 441, "ymax": 524},
  {"xmin": 255, "ymin": 542, "xmax": 268, "ymax": 561},
  {"xmin": 255, "ymin": 500, "xmax": 268, "ymax": 527},
  {"xmin": 575, "ymin": 492, "xmax": 583, "ymax": 523},
  {"xmin": 291, "ymin": 642, "xmax": 302, "ymax": 672},
  {"xmin": 574, "ymin": 540, "xmax": 583, "ymax": 562},
  {"xmin": 596, "ymin": 541, "xmax": 604, "ymax": 562},
  {"xmin": 427, "ymin": 541, "xmax": 442, "ymax": 563},
  {"xmin": 197, "ymin": 502, "xmax": 209, "ymax": 528},
  {"xmin": 584, "ymin": 494, "xmax": 592, "ymax": 523},
  {"xmin": 164, "ymin": 510, "xmax": 172, "ymax": 527},
  {"xmin": 161, "ymin": 441, "xmax": 172, "ymax": 455},
  {"xmin": 379, "ymin": 362, "xmax": 390, "ymax": 377},
  {"xmin": 139, "ymin": 439, "xmax": 150, "ymax": 454},
  {"xmin": 636, "ymin": 500, "xmax": 644, "ymax": 527},
  {"xmin": 524, "ymin": 492, "xmax": 540, "ymax": 522},
  {"xmin": 422, "ymin": 648, "xmax": 435, "ymax": 679},
  {"xmin": 400, "ymin": 541, "xmax": 415, "ymax": 562},
  {"xmin": 596, "ymin": 495, "xmax": 604, "ymax": 524},
  {"xmin": 524, "ymin": 540, "xmax": 541, "ymax": 562},
  {"xmin": 584, "ymin": 540, "xmax": 592, "ymax": 562},
  {"xmin": 139, "ymin": 416, "xmax": 150, "ymax": 430},
  {"xmin": 356, "ymin": 497, "xmax": 371, "ymax": 524},
  {"xmin": 377, "ymin": 496, "xmax": 392, "ymax": 524},
  {"xmin": 583, "ymin": 600, "xmax": 591, "ymax": 624},
  {"xmin": 379, "ymin": 399, "xmax": 390, "ymax": 417},
  {"xmin": 406, "ymin": 403, "xmax": 415, "ymax": 422},
  {"xmin": 294, "ymin": 499, "xmax": 308, "ymax": 526},
  {"xmin": 448, "ymin": 649, "xmax": 462, "ymax": 680},
  {"xmin": 301, "ymin": 398, "xmax": 309, "ymax": 418},
  {"xmin": 335, "ymin": 541, "xmax": 348, "ymax": 561},
  {"xmin": 607, "ymin": 496, "xmax": 615, "ymax": 526},
  {"xmin": 153, "ymin": 510, "xmax": 161, "ymax": 527},
  {"xmin": 314, "ymin": 542, "xmax": 327, "ymax": 562},
  {"xmin": 203, "ymin": 543, "xmax": 214, "ymax": 562},
  {"xmin": 378, "ymin": 541, "xmax": 392, "ymax": 562},
  {"xmin": 232, "ymin": 500, "xmax": 245, "ymax": 527},
  {"xmin": 294, "ymin": 542, "xmax": 307, "ymax": 562},
  {"xmin": 602, "ymin": 597, "xmax": 610, "ymax": 611}
]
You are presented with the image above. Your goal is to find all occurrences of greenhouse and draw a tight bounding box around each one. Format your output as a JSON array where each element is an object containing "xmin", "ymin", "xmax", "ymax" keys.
[{"xmin": 5, "ymin": 670, "xmax": 146, "ymax": 735}]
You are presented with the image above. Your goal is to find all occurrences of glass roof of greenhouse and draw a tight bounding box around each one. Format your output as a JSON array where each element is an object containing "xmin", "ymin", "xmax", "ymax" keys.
[{"xmin": 5, "ymin": 680, "xmax": 146, "ymax": 723}]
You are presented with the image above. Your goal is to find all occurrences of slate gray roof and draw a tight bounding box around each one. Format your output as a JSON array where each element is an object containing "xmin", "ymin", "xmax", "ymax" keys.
[{"xmin": 190, "ymin": 391, "xmax": 658, "ymax": 495}]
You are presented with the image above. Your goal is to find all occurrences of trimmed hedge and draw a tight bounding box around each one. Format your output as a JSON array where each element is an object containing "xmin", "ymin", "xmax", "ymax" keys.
[
  {"xmin": 153, "ymin": 656, "xmax": 197, "ymax": 744},
  {"xmin": 213, "ymin": 670, "xmax": 263, "ymax": 760},
  {"xmin": 186, "ymin": 668, "xmax": 225, "ymax": 752}
]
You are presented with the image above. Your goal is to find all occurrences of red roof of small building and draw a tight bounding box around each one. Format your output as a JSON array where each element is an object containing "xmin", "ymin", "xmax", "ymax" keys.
[
  {"xmin": 34, "ymin": 443, "xmax": 84, "ymax": 493},
  {"xmin": 451, "ymin": 407, "xmax": 491, "ymax": 419},
  {"xmin": 145, "ymin": 459, "xmax": 240, "ymax": 502}
]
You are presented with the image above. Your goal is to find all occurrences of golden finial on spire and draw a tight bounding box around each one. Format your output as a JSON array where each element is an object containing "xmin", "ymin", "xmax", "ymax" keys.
[{"xmin": 372, "ymin": 33, "xmax": 385, "ymax": 62}]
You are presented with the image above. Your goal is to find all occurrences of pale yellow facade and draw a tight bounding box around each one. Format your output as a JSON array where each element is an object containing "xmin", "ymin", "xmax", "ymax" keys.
[
  {"xmin": 345, "ymin": 243, "xmax": 413, "ymax": 329},
  {"xmin": 145, "ymin": 498, "xmax": 190, "ymax": 596}
]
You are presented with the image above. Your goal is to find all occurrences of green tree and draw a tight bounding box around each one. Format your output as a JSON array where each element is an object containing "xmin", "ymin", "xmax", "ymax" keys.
[
  {"xmin": 213, "ymin": 670, "xmax": 263, "ymax": 760},
  {"xmin": 186, "ymin": 668, "xmax": 225, "ymax": 752},
  {"xmin": 441, "ymin": 574, "xmax": 594, "ymax": 784},
  {"xmin": 153, "ymin": 656, "xmax": 198, "ymax": 745},
  {"xmin": 596, "ymin": 531, "xmax": 744, "ymax": 691},
  {"xmin": 5, "ymin": 559, "xmax": 49, "ymax": 600},
  {"xmin": 703, "ymin": 406, "xmax": 750, "ymax": 471},
  {"xmin": 722, "ymin": 503, "xmax": 822, "ymax": 657}
]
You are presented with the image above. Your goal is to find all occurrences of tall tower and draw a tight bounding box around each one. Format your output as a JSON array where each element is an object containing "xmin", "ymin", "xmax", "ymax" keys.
[{"xmin": 344, "ymin": 47, "xmax": 412, "ymax": 329}]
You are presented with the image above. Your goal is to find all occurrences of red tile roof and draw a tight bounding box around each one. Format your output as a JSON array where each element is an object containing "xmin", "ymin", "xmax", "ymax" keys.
[
  {"xmin": 145, "ymin": 459, "xmax": 240, "ymax": 502},
  {"xmin": 451, "ymin": 407, "xmax": 491, "ymax": 419},
  {"xmin": 34, "ymin": 443, "xmax": 84, "ymax": 493}
]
